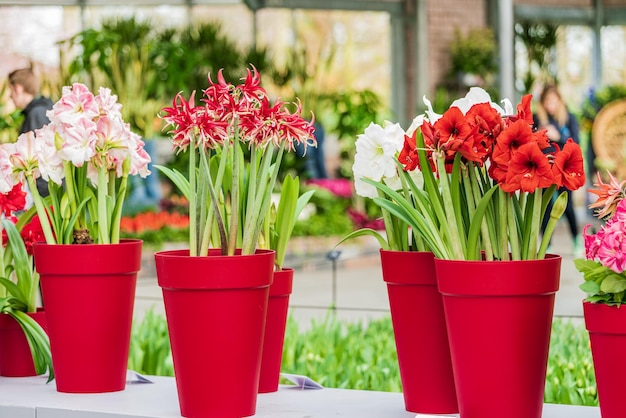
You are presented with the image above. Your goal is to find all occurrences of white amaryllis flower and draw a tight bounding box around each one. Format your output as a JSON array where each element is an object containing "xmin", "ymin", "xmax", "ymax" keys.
[
  {"xmin": 352, "ymin": 121, "xmax": 405, "ymax": 199},
  {"xmin": 450, "ymin": 86, "xmax": 514, "ymax": 116}
]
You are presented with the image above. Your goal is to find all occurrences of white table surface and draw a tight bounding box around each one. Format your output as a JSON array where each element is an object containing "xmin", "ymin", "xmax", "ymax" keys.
[{"xmin": 0, "ymin": 375, "xmax": 601, "ymax": 418}]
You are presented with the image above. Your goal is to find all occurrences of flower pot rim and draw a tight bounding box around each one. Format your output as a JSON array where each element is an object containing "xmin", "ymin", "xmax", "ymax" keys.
[
  {"xmin": 155, "ymin": 248, "xmax": 275, "ymax": 290},
  {"xmin": 434, "ymin": 253, "xmax": 562, "ymax": 264},
  {"xmin": 154, "ymin": 248, "xmax": 275, "ymax": 259},
  {"xmin": 436, "ymin": 254, "xmax": 561, "ymax": 296},
  {"xmin": 33, "ymin": 238, "xmax": 143, "ymax": 248}
]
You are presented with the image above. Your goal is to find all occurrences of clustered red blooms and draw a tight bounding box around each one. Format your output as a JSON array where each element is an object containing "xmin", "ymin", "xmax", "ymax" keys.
[
  {"xmin": 0, "ymin": 183, "xmax": 45, "ymax": 255},
  {"xmin": 399, "ymin": 95, "xmax": 586, "ymax": 194},
  {"xmin": 120, "ymin": 211, "xmax": 190, "ymax": 234},
  {"xmin": 161, "ymin": 67, "xmax": 316, "ymax": 153}
]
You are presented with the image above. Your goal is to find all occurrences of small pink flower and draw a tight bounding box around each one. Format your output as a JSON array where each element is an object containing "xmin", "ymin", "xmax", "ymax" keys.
[{"xmin": 583, "ymin": 224, "xmax": 601, "ymax": 260}]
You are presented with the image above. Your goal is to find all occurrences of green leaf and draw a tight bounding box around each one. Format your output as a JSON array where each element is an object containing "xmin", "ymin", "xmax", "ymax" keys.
[
  {"xmin": 0, "ymin": 277, "xmax": 28, "ymax": 307},
  {"xmin": 579, "ymin": 280, "xmax": 600, "ymax": 295},
  {"xmin": 10, "ymin": 310, "xmax": 54, "ymax": 381},
  {"xmin": 600, "ymin": 274, "xmax": 626, "ymax": 294},
  {"xmin": 335, "ymin": 228, "xmax": 389, "ymax": 251},
  {"xmin": 1, "ymin": 220, "xmax": 32, "ymax": 307},
  {"xmin": 154, "ymin": 165, "xmax": 190, "ymax": 199}
]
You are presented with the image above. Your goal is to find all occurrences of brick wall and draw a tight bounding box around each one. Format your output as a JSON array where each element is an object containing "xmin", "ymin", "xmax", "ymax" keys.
[{"xmin": 427, "ymin": 0, "xmax": 487, "ymax": 92}]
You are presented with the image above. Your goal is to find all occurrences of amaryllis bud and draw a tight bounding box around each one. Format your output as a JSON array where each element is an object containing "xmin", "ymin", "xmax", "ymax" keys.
[{"xmin": 550, "ymin": 191, "xmax": 568, "ymax": 221}]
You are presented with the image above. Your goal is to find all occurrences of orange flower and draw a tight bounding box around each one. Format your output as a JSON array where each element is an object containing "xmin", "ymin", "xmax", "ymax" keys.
[{"xmin": 588, "ymin": 171, "xmax": 626, "ymax": 219}]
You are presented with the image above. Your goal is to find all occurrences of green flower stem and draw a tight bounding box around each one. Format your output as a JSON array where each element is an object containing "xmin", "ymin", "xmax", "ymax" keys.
[
  {"xmin": 507, "ymin": 194, "xmax": 521, "ymax": 260},
  {"xmin": 97, "ymin": 163, "xmax": 110, "ymax": 244},
  {"xmin": 435, "ymin": 155, "xmax": 464, "ymax": 259},
  {"xmin": 200, "ymin": 146, "xmax": 228, "ymax": 256},
  {"xmin": 246, "ymin": 145, "xmax": 258, "ymax": 236},
  {"xmin": 228, "ymin": 137, "xmax": 241, "ymax": 256},
  {"xmin": 26, "ymin": 175, "xmax": 55, "ymax": 244},
  {"xmin": 379, "ymin": 200, "xmax": 399, "ymax": 251},
  {"xmin": 497, "ymin": 189, "xmax": 509, "ymax": 260},
  {"xmin": 527, "ymin": 190, "xmax": 543, "ymax": 260},
  {"xmin": 538, "ymin": 191, "xmax": 568, "ymax": 259},
  {"xmin": 63, "ymin": 162, "xmax": 80, "ymax": 229},
  {"xmin": 468, "ymin": 166, "xmax": 493, "ymax": 261},
  {"xmin": 241, "ymin": 144, "xmax": 278, "ymax": 255},
  {"xmin": 110, "ymin": 160, "xmax": 130, "ymax": 244},
  {"xmin": 188, "ymin": 140, "xmax": 197, "ymax": 257},
  {"xmin": 247, "ymin": 145, "xmax": 285, "ymax": 255}
]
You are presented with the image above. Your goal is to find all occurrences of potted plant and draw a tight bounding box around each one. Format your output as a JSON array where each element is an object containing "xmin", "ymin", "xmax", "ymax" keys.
[
  {"xmin": 352, "ymin": 87, "xmax": 586, "ymax": 418},
  {"xmin": 258, "ymin": 174, "xmax": 314, "ymax": 393},
  {"xmin": 0, "ymin": 184, "xmax": 52, "ymax": 380},
  {"xmin": 335, "ymin": 120, "xmax": 458, "ymax": 414},
  {"xmin": 575, "ymin": 171, "xmax": 626, "ymax": 418},
  {"xmin": 0, "ymin": 82, "xmax": 151, "ymax": 393},
  {"xmin": 155, "ymin": 66, "xmax": 315, "ymax": 417}
]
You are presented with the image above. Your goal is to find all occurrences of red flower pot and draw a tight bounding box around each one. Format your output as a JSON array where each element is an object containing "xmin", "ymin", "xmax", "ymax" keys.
[
  {"xmin": 258, "ymin": 268, "xmax": 294, "ymax": 393},
  {"xmin": 584, "ymin": 301, "xmax": 626, "ymax": 418},
  {"xmin": 0, "ymin": 310, "xmax": 47, "ymax": 377},
  {"xmin": 435, "ymin": 254, "xmax": 561, "ymax": 418},
  {"xmin": 380, "ymin": 250, "xmax": 458, "ymax": 414},
  {"xmin": 155, "ymin": 249, "xmax": 274, "ymax": 418},
  {"xmin": 34, "ymin": 239, "xmax": 142, "ymax": 393}
]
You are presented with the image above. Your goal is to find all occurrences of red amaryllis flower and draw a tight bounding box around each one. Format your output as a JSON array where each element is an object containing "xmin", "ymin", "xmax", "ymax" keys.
[
  {"xmin": 464, "ymin": 102, "xmax": 502, "ymax": 163},
  {"xmin": 501, "ymin": 142, "xmax": 554, "ymax": 193},
  {"xmin": 509, "ymin": 94, "xmax": 534, "ymax": 125},
  {"xmin": 0, "ymin": 183, "xmax": 26, "ymax": 216},
  {"xmin": 552, "ymin": 138, "xmax": 586, "ymax": 190},
  {"xmin": 399, "ymin": 131, "xmax": 420, "ymax": 171},
  {"xmin": 433, "ymin": 106, "xmax": 473, "ymax": 154},
  {"xmin": 21, "ymin": 214, "xmax": 45, "ymax": 255},
  {"xmin": 491, "ymin": 119, "xmax": 535, "ymax": 166}
]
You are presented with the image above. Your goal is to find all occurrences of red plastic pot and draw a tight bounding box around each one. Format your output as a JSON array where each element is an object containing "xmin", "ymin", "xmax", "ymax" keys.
[
  {"xmin": 435, "ymin": 254, "xmax": 561, "ymax": 418},
  {"xmin": 155, "ymin": 248, "xmax": 274, "ymax": 418},
  {"xmin": 0, "ymin": 310, "xmax": 47, "ymax": 377},
  {"xmin": 380, "ymin": 250, "xmax": 458, "ymax": 414},
  {"xmin": 584, "ymin": 301, "xmax": 626, "ymax": 418},
  {"xmin": 258, "ymin": 268, "xmax": 294, "ymax": 393},
  {"xmin": 34, "ymin": 239, "xmax": 142, "ymax": 393}
]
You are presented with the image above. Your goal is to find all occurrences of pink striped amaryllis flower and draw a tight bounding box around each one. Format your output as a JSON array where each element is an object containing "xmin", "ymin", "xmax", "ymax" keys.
[
  {"xmin": 0, "ymin": 82, "xmax": 151, "ymax": 245},
  {"xmin": 159, "ymin": 66, "xmax": 316, "ymax": 257},
  {"xmin": 576, "ymin": 170, "xmax": 626, "ymax": 305}
]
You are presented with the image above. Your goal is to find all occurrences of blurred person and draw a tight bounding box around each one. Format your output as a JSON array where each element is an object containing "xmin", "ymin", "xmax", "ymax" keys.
[
  {"xmin": 533, "ymin": 84, "xmax": 582, "ymax": 255},
  {"xmin": 8, "ymin": 68, "xmax": 53, "ymax": 197}
]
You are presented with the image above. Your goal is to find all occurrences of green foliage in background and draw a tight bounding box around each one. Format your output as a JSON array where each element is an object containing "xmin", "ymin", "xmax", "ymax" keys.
[
  {"xmin": 291, "ymin": 187, "xmax": 354, "ymax": 237},
  {"xmin": 128, "ymin": 309, "xmax": 174, "ymax": 377},
  {"xmin": 515, "ymin": 21, "xmax": 558, "ymax": 93},
  {"xmin": 0, "ymin": 83, "xmax": 23, "ymax": 143},
  {"xmin": 281, "ymin": 313, "xmax": 401, "ymax": 390},
  {"xmin": 449, "ymin": 28, "xmax": 497, "ymax": 77},
  {"xmin": 579, "ymin": 84, "xmax": 626, "ymax": 134},
  {"xmin": 545, "ymin": 319, "xmax": 596, "ymax": 406},
  {"xmin": 127, "ymin": 310, "xmax": 597, "ymax": 406}
]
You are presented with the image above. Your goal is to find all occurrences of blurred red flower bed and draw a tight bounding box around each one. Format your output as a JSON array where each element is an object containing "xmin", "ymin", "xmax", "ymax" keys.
[{"xmin": 121, "ymin": 211, "xmax": 189, "ymax": 234}]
